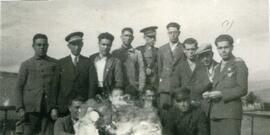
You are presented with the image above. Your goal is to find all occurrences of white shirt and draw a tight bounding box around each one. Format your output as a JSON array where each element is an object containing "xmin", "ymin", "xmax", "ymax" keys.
[
  {"xmin": 70, "ymin": 54, "xmax": 79, "ymax": 66},
  {"xmin": 95, "ymin": 55, "xmax": 107, "ymax": 87},
  {"xmin": 187, "ymin": 59, "xmax": 196, "ymax": 72},
  {"xmin": 208, "ymin": 63, "xmax": 215, "ymax": 82},
  {"xmin": 169, "ymin": 42, "xmax": 179, "ymax": 52}
]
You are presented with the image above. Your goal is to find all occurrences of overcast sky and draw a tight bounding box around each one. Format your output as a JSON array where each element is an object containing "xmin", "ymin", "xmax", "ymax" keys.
[{"xmin": 0, "ymin": 0, "xmax": 269, "ymax": 81}]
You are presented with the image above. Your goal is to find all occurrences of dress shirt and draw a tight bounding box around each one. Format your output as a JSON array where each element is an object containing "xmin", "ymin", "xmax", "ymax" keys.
[{"xmin": 95, "ymin": 55, "xmax": 107, "ymax": 87}]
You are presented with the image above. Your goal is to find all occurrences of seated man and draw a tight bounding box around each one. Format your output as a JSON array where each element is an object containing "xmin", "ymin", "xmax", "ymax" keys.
[
  {"xmin": 161, "ymin": 88, "xmax": 209, "ymax": 135},
  {"xmin": 54, "ymin": 97, "xmax": 84, "ymax": 135}
]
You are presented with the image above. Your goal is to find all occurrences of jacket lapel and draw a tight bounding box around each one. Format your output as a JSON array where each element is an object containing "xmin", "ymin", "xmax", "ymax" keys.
[
  {"xmin": 172, "ymin": 42, "xmax": 184, "ymax": 66},
  {"xmin": 150, "ymin": 47, "xmax": 158, "ymax": 68},
  {"xmin": 183, "ymin": 60, "xmax": 193, "ymax": 78},
  {"xmin": 66, "ymin": 56, "xmax": 76, "ymax": 78},
  {"xmin": 213, "ymin": 57, "xmax": 235, "ymax": 87},
  {"xmin": 103, "ymin": 55, "xmax": 113, "ymax": 81},
  {"xmin": 67, "ymin": 116, "xmax": 75, "ymax": 133},
  {"xmin": 164, "ymin": 44, "xmax": 174, "ymax": 63}
]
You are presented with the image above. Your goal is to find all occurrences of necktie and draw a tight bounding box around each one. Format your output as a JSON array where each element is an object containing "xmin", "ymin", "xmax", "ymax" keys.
[{"xmin": 74, "ymin": 56, "xmax": 78, "ymax": 66}]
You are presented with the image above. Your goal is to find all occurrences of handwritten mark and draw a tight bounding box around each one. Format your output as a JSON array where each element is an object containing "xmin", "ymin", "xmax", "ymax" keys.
[{"xmin": 221, "ymin": 20, "xmax": 234, "ymax": 31}]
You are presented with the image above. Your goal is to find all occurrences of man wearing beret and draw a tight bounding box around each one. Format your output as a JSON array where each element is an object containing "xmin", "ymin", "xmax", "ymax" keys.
[
  {"xmin": 57, "ymin": 32, "xmax": 93, "ymax": 117},
  {"xmin": 136, "ymin": 26, "xmax": 159, "ymax": 91},
  {"xmin": 89, "ymin": 32, "xmax": 123, "ymax": 99},
  {"xmin": 203, "ymin": 34, "xmax": 248, "ymax": 135},
  {"xmin": 161, "ymin": 88, "xmax": 209, "ymax": 135},
  {"xmin": 16, "ymin": 33, "xmax": 59, "ymax": 135},
  {"xmin": 197, "ymin": 43, "xmax": 219, "ymax": 83},
  {"xmin": 157, "ymin": 22, "xmax": 185, "ymax": 109},
  {"xmin": 112, "ymin": 27, "xmax": 145, "ymax": 99}
]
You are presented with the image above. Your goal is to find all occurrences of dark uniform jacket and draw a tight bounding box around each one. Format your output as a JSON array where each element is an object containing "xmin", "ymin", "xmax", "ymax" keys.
[
  {"xmin": 89, "ymin": 53, "xmax": 124, "ymax": 94},
  {"xmin": 157, "ymin": 42, "xmax": 185, "ymax": 93},
  {"xmin": 171, "ymin": 60, "xmax": 212, "ymax": 101},
  {"xmin": 57, "ymin": 55, "xmax": 92, "ymax": 113},
  {"xmin": 16, "ymin": 55, "xmax": 59, "ymax": 113},
  {"xmin": 210, "ymin": 56, "xmax": 248, "ymax": 119},
  {"xmin": 54, "ymin": 115, "xmax": 75, "ymax": 135},
  {"xmin": 162, "ymin": 105, "xmax": 209, "ymax": 135},
  {"xmin": 136, "ymin": 45, "xmax": 159, "ymax": 90}
]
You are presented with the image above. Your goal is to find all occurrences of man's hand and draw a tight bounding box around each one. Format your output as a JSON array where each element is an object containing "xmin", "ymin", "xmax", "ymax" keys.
[
  {"xmin": 146, "ymin": 68, "xmax": 152, "ymax": 76},
  {"xmin": 202, "ymin": 91, "xmax": 211, "ymax": 99},
  {"xmin": 18, "ymin": 108, "xmax": 25, "ymax": 118},
  {"xmin": 208, "ymin": 91, "xmax": 223, "ymax": 99}
]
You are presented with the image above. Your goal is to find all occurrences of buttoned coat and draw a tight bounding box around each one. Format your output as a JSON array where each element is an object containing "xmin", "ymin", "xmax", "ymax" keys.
[
  {"xmin": 210, "ymin": 56, "xmax": 248, "ymax": 119},
  {"xmin": 16, "ymin": 56, "xmax": 59, "ymax": 113},
  {"xmin": 57, "ymin": 55, "xmax": 92, "ymax": 113}
]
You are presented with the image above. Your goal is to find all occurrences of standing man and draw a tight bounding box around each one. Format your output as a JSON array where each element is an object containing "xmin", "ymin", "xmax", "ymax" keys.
[
  {"xmin": 197, "ymin": 43, "xmax": 219, "ymax": 83},
  {"xmin": 16, "ymin": 33, "xmax": 59, "ymax": 135},
  {"xmin": 58, "ymin": 32, "xmax": 92, "ymax": 117},
  {"xmin": 112, "ymin": 27, "xmax": 145, "ymax": 99},
  {"xmin": 136, "ymin": 26, "xmax": 159, "ymax": 90},
  {"xmin": 89, "ymin": 32, "xmax": 123, "ymax": 99},
  {"xmin": 157, "ymin": 22, "xmax": 185, "ymax": 109},
  {"xmin": 172, "ymin": 38, "xmax": 211, "ymax": 105},
  {"xmin": 203, "ymin": 34, "xmax": 248, "ymax": 135}
]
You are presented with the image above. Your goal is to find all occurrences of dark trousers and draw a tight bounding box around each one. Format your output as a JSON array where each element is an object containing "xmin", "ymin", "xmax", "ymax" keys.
[{"xmin": 211, "ymin": 119, "xmax": 241, "ymax": 135}]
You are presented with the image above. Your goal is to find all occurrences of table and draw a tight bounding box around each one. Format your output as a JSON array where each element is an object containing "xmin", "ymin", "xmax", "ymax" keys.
[
  {"xmin": 0, "ymin": 106, "xmax": 16, "ymax": 135},
  {"xmin": 243, "ymin": 111, "xmax": 270, "ymax": 135}
]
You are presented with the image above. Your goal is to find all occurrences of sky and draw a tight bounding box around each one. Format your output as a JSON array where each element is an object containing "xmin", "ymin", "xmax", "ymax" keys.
[{"xmin": 0, "ymin": 0, "xmax": 269, "ymax": 82}]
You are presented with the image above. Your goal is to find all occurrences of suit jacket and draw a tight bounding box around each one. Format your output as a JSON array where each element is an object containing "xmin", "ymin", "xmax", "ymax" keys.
[
  {"xmin": 16, "ymin": 55, "xmax": 59, "ymax": 113},
  {"xmin": 58, "ymin": 55, "xmax": 92, "ymax": 113},
  {"xmin": 89, "ymin": 53, "xmax": 123, "ymax": 94},
  {"xmin": 172, "ymin": 60, "xmax": 212, "ymax": 101},
  {"xmin": 162, "ymin": 105, "xmax": 209, "ymax": 135},
  {"xmin": 112, "ymin": 46, "xmax": 146, "ymax": 95},
  {"xmin": 210, "ymin": 56, "xmax": 248, "ymax": 119},
  {"xmin": 158, "ymin": 42, "xmax": 185, "ymax": 93},
  {"xmin": 54, "ymin": 115, "xmax": 75, "ymax": 135},
  {"xmin": 136, "ymin": 45, "xmax": 159, "ymax": 90}
]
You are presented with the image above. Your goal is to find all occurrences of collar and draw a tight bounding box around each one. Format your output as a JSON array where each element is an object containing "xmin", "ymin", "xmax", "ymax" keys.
[
  {"xmin": 70, "ymin": 54, "xmax": 80, "ymax": 60},
  {"xmin": 96, "ymin": 53, "xmax": 108, "ymax": 61},
  {"xmin": 33, "ymin": 55, "xmax": 48, "ymax": 60},
  {"xmin": 121, "ymin": 44, "xmax": 132, "ymax": 50},
  {"xmin": 169, "ymin": 42, "xmax": 179, "ymax": 47}
]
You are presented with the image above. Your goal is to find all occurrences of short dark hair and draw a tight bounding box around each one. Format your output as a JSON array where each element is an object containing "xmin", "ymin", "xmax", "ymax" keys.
[
  {"xmin": 33, "ymin": 33, "xmax": 48, "ymax": 44},
  {"xmin": 215, "ymin": 34, "xmax": 234, "ymax": 46},
  {"xmin": 68, "ymin": 96, "xmax": 85, "ymax": 106},
  {"xmin": 172, "ymin": 87, "xmax": 191, "ymax": 99},
  {"xmin": 98, "ymin": 32, "xmax": 114, "ymax": 42},
  {"xmin": 183, "ymin": 38, "xmax": 198, "ymax": 48},
  {"xmin": 121, "ymin": 27, "xmax": 133, "ymax": 34},
  {"xmin": 166, "ymin": 22, "xmax": 180, "ymax": 30}
]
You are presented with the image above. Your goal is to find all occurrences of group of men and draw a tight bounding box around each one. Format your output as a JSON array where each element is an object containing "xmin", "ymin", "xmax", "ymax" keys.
[{"xmin": 16, "ymin": 22, "xmax": 248, "ymax": 135}]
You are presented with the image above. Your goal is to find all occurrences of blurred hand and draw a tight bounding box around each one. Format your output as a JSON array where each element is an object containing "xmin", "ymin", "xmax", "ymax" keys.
[
  {"xmin": 208, "ymin": 91, "xmax": 223, "ymax": 99},
  {"xmin": 202, "ymin": 91, "xmax": 210, "ymax": 99},
  {"xmin": 18, "ymin": 108, "xmax": 25, "ymax": 118},
  {"xmin": 146, "ymin": 68, "xmax": 152, "ymax": 76}
]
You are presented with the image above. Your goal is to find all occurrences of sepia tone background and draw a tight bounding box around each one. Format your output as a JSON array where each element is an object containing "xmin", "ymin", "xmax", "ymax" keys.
[{"xmin": 0, "ymin": 0, "xmax": 269, "ymax": 134}]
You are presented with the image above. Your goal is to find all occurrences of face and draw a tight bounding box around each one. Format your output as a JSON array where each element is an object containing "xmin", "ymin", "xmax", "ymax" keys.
[
  {"xmin": 121, "ymin": 31, "xmax": 134, "ymax": 45},
  {"xmin": 167, "ymin": 27, "xmax": 180, "ymax": 43},
  {"xmin": 50, "ymin": 109, "xmax": 58, "ymax": 121},
  {"xmin": 216, "ymin": 41, "xmax": 233, "ymax": 60},
  {"xmin": 184, "ymin": 43, "xmax": 198, "ymax": 61},
  {"xmin": 99, "ymin": 38, "xmax": 112, "ymax": 56},
  {"xmin": 33, "ymin": 38, "xmax": 48, "ymax": 57},
  {"xmin": 199, "ymin": 52, "xmax": 213, "ymax": 67},
  {"xmin": 110, "ymin": 89, "xmax": 124, "ymax": 104},
  {"xmin": 144, "ymin": 35, "xmax": 156, "ymax": 46},
  {"xmin": 69, "ymin": 100, "xmax": 83, "ymax": 120},
  {"xmin": 175, "ymin": 97, "xmax": 191, "ymax": 112},
  {"xmin": 143, "ymin": 89, "xmax": 155, "ymax": 103},
  {"xmin": 68, "ymin": 41, "xmax": 83, "ymax": 56}
]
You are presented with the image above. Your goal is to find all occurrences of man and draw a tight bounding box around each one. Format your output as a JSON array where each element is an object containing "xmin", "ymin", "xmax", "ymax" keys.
[
  {"xmin": 89, "ymin": 32, "xmax": 123, "ymax": 99},
  {"xmin": 136, "ymin": 26, "xmax": 159, "ymax": 90},
  {"xmin": 54, "ymin": 97, "xmax": 84, "ymax": 135},
  {"xmin": 112, "ymin": 27, "xmax": 145, "ymax": 99},
  {"xmin": 58, "ymin": 32, "xmax": 92, "ymax": 117},
  {"xmin": 203, "ymin": 34, "xmax": 248, "ymax": 135},
  {"xmin": 157, "ymin": 22, "xmax": 185, "ymax": 108},
  {"xmin": 172, "ymin": 38, "xmax": 211, "ymax": 105},
  {"xmin": 197, "ymin": 43, "xmax": 219, "ymax": 82},
  {"xmin": 16, "ymin": 33, "xmax": 59, "ymax": 135},
  {"xmin": 161, "ymin": 88, "xmax": 209, "ymax": 135}
]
